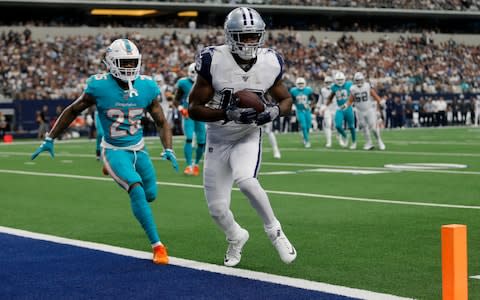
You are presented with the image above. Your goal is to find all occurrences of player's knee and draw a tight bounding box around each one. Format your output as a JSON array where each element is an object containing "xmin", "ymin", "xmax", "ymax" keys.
[
  {"xmin": 237, "ymin": 177, "xmax": 260, "ymax": 194},
  {"xmin": 144, "ymin": 185, "xmax": 157, "ymax": 202},
  {"xmin": 128, "ymin": 182, "xmax": 142, "ymax": 193},
  {"xmin": 207, "ymin": 201, "xmax": 229, "ymax": 218}
]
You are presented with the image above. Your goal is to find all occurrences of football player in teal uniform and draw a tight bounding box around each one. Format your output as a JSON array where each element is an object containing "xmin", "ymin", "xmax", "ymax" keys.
[
  {"xmin": 31, "ymin": 39, "xmax": 178, "ymax": 265},
  {"xmin": 289, "ymin": 77, "xmax": 315, "ymax": 148},
  {"xmin": 326, "ymin": 72, "xmax": 357, "ymax": 149},
  {"xmin": 174, "ymin": 63, "xmax": 206, "ymax": 176}
]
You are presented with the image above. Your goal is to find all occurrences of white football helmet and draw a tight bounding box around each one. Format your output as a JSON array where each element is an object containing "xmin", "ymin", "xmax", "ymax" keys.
[
  {"xmin": 187, "ymin": 63, "xmax": 197, "ymax": 82},
  {"xmin": 334, "ymin": 72, "xmax": 346, "ymax": 86},
  {"xmin": 354, "ymin": 72, "xmax": 364, "ymax": 87},
  {"xmin": 324, "ymin": 76, "xmax": 333, "ymax": 86},
  {"xmin": 295, "ymin": 77, "xmax": 306, "ymax": 89},
  {"xmin": 104, "ymin": 39, "xmax": 141, "ymax": 82},
  {"xmin": 224, "ymin": 7, "xmax": 266, "ymax": 60}
]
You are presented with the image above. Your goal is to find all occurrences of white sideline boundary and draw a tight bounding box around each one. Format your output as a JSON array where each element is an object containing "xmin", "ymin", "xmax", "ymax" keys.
[{"xmin": 0, "ymin": 226, "xmax": 413, "ymax": 300}]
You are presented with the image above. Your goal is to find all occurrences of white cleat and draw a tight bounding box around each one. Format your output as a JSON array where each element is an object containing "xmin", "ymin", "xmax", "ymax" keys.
[
  {"xmin": 337, "ymin": 135, "xmax": 348, "ymax": 148},
  {"xmin": 349, "ymin": 142, "xmax": 357, "ymax": 150},
  {"xmin": 224, "ymin": 228, "xmax": 249, "ymax": 267},
  {"xmin": 267, "ymin": 228, "xmax": 297, "ymax": 264},
  {"xmin": 378, "ymin": 141, "xmax": 386, "ymax": 151},
  {"xmin": 273, "ymin": 148, "xmax": 281, "ymax": 159},
  {"xmin": 304, "ymin": 141, "xmax": 311, "ymax": 148},
  {"xmin": 325, "ymin": 142, "xmax": 332, "ymax": 148},
  {"xmin": 363, "ymin": 142, "xmax": 374, "ymax": 150}
]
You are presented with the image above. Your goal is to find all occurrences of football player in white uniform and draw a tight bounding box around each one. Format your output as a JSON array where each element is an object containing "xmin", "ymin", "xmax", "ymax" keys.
[
  {"xmin": 474, "ymin": 95, "xmax": 480, "ymax": 127},
  {"xmin": 344, "ymin": 72, "xmax": 386, "ymax": 150},
  {"xmin": 188, "ymin": 7, "xmax": 296, "ymax": 267},
  {"xmin": 316, "ymin": 76, "xmax": 337, "ymax": 148}
]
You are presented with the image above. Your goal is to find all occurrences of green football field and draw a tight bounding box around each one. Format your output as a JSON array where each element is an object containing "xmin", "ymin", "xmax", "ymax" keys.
[{"xmin": 1, "ymin": 127, "xmax": 480, "ymax": 299}]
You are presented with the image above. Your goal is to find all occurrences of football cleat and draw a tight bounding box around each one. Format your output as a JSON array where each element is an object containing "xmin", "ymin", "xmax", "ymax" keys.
[
  {"xmin": 304, "ymin": 141, "xmax": 311, "ymax": 148},
  {"xmin": 273, "ymin": 148, "xmax": 281, "ymax": 159},
  {"xmin": 378, "ymin": 140, "xmax": 386, "ymax": 151},
  {"xmin": 363, "ymin": 142, "xmax": 374, "ymax": 150},
  {"xmin": 184, "ymin": 165, "xmax": 194, "ymax": 176},
  {"xmin": 193, "ymin": 164, "xmax": 200, "ymax": 176},
  {"xmin": 349, "ymin": 142, "xmax": 357, "ymax": 150},
  {"xmin": 153, "ymin": 244, "xmax": 169, "ymax": 265},
  {"xmin": 337, "ymin": 135, "xmax": 348, "ymax": 148},
  {"xmin": 224, "ymin": 228, "xmax": 249, "ymax": 267},
  {"xmin": 325, "ymin": 141, "xmax": 332, "ymax": 148},
  {"xmin": 267, "ymin": 228, "xmax": 297, "ymax": 264}
]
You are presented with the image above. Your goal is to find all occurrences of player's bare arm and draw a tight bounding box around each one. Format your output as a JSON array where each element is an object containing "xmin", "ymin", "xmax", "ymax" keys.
[
  {"xmin": 48, "ymin": 92, "xmax": 96, "ymax": 139},
  {"xmin": 326, "ymin": 92, "xmax": 334, "ymax": 106},
  {"xmin": 370, "ymin": 88, "xmax": 382, "ymax": 103},
  {"xmin": 173, "ymin": 87, "xmax": 184, "ymax": 108},
  {"xmin": 188, "ymin": 75, "xmax": 226, "ymax": 122},
  {"xmin": 148, "ymin": 97, "xmax": 173, "ymax": 150},
  {"xmin": 268, "ymin": 79, "xmax": 292, "ymax": 116}
]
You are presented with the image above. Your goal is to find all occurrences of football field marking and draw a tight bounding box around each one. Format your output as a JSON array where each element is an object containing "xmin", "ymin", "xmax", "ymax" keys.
[
  {"xmin": 1, "ymin": 168, "xmax": 479, "ymax": 210},
  {"xmin": 0, "ymin": 226, "xmax": 412, "ymax": 300}
]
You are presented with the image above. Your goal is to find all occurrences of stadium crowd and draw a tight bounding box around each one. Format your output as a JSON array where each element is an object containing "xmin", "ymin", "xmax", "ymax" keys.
[{"xmin": 1, "ymin": 29, "xmax": 479, "ymax": 102}]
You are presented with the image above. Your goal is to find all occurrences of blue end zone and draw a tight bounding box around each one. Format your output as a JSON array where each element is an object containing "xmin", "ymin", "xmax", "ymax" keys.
[{"xmin": 0, "ymin": 233, "xmax": 357, "ymax": 300}]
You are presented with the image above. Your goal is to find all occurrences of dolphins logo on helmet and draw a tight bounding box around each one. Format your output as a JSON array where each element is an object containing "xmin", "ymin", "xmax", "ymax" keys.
[
  {"xmin": 224, "ymin": 7, "xmax": 266, "ymax": 60},
  {"xmin": 104, "ymin": 39, "xmax": 141, "ymax": 97}
]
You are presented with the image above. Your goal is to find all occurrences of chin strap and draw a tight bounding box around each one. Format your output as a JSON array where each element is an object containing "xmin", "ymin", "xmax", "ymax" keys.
[{"xmin": 128, "ymin": 80, "xmax": 138, "ymax": 97}]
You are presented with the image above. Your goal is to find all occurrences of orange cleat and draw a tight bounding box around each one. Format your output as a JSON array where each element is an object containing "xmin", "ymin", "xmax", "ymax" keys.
[
  {"xmin": 193, "ymin": 165, "xmax": 200, "ymax": 176},
  {"xmin": 153, "ymin": 244, "xmax": 169, "ymax": 265},
  {"xmin": 184, "ymin": 165, "xmax": 194, "ymax": 176}
]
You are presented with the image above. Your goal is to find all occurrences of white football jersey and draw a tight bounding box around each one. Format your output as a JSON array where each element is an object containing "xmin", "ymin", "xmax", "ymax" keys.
[
  {"xmin": 350, "ymin": 82, "xmax": 376, "ymax": 112},
  {"xmin": 319, "ymin": 87, "xmax": 337, "ymax": 112},
  {"xmin": 196, "ymin": 45, "xmax": 283, "ymax": 141}
]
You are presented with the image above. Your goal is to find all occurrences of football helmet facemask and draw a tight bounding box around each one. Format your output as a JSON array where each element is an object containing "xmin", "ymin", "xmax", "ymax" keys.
[
  {"xmin": 104, "ymin": 39, "xmax": 142, "ymax": 83},
  {"xmin": 334, "ymin": 72, "xmax": 346, "ymax": 86},
  {"xmin": 224, "ymin": 7, "xmax": 266, "ymax": 61},
  {"xmin": 324, "ymin": 76, "xmax": 333, "ymax": 87},
  {"xmin": 354, "ymin": 72, "xmax": 364, "ymax": 87}
]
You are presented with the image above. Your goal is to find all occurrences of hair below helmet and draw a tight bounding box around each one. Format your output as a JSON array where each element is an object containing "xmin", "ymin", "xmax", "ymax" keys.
[
  {"xmin": 295, "ymin": 77, "xmax": 306, "ymax": 89},
  {"xmin": 334, "ymin": 72, "xmax": 346, "ymax": 86},
  {"xmin": 224, "ymin": 7, "xmax": 266, "ymax": 60},
  {"xmin": 104, "ymin": 39, "xmax": 141, "ymax": 82},
  {"xmin": 187, "ymin": 63, "xmax": 197, "ymax": 81}
]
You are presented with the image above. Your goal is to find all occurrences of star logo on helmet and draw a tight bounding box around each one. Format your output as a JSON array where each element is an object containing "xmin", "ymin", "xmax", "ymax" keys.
[{"xmin": 242, "ymin": 75, "xmax": 249, "ymax": 82}]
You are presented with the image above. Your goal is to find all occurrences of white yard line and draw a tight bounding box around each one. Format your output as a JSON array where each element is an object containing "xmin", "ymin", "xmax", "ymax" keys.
[
  {"xmin": 0, "ymin": 226, "xmax": 413, "ymax": 300},
  {"xmin": 0, "ymin": 169, "xmax": 479, "ymax": 210}
]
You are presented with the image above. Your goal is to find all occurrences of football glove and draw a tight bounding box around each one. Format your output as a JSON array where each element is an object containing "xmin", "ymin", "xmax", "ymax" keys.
[
  {"xmin": 178, "ymin": 105, "xmax": 189, "ymax": 118},
  {"xmin": 31, "ymin": 137, "xmax": 55, "ymax": 160},
  {"xmin": 161, "ymin": 148, "xmax": 179, "ymax": 172},
  {"xmin": 225, "ymin": 102, "xmax": 258, "ymax": 124},
  {"xmin": 256, "ymin": 104, "xmax": 280, "ymax": 126},
  {"xmin": 340, "ymin": 104, "xmax": 349, "ymax": 110}
]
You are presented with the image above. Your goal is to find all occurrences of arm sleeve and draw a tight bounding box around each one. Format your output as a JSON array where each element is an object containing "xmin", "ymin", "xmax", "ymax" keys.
[{"xmin": 196, "ymin": 47, "xmax": 214, "ymax": 84}]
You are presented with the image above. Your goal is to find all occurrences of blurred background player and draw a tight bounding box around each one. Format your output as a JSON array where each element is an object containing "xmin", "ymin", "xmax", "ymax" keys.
[
  {"xmin": 327, "ymin": 71, "xmax": 356, "ymax": 149},
  {"xmin": 474, "ymin": 95, "xmax": 480, "ymax": 127},
  {"xmin": 316, "ymin": 76, "xmax": 336, "ymax": 148},
  {"xmin": 31, "ymin": 38, "xmax": 178, "ymax": 265},
  {"xmin": 174, "ymin": 63, "xmax": 206, "ymax": 176},
  {"xmin": 289, "ymin": 77, "xmax": 315, "ymax": 148},
  {"xmin": 346, "ymin": 72, "xmax": 386, "ymax": 150}
]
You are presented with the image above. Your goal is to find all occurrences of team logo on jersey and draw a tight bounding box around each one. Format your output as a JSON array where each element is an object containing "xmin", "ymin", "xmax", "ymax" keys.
[
  {"xmin": 241, "ymin": 75, "xmax": 249, "ymax": 82},
  {"xmin": 209, "ymin": 147, "xmax": 214, "ymax": 153}
]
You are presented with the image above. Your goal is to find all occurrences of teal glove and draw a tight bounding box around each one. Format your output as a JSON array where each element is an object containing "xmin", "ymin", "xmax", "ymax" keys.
[
  {"xmin": 161, "ymin": 149, "xmax": 179, "ymax": 172},
  {"xmin": 31, "ymin": 137, "xmax": 54, "ymax": 160}
]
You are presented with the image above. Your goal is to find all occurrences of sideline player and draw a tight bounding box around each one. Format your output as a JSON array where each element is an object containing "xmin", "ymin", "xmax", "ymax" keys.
[
  {"xmin": 174, "ymin": 63, "xmax": 206, "ymax": 176},
  {"xmin": 316, "ymin": 76, "xmax": 336, "ymax": 148},
  {"xmin": 31, "ymin": 39, "xmax": 178, "ymax": 264},
  {"xmin": 188, "ymin": 7, "xmax": 297, "ymax": 267},
  {"xmin": 290, "ymin": 77, "xmax": 315, "ymax": 148},
  {"xmin": 344, "ymin": 72, "xmax": 386, "ymax": 150},
  {"xmin": 326, "ymin": 72, "xmax": 356, "ymax": 149}
]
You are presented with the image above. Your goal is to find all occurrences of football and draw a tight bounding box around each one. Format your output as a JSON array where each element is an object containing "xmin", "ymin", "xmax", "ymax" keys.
[{"xmin": 234, "ymin": 90, "xmax": 265, "ymax": 113}]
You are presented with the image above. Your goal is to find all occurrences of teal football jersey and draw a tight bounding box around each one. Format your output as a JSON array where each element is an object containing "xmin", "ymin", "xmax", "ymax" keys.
[
  {"xmin": 175, "ymin": 77, "xmax": 194, "ymax": 107},
  {"xmin": 85, "ymin": 73, "xmax": 160, "ymax": 147},
  {"xmin": 330, "ymin": 81, "xmax": 353, "ymax": 106},
  {"xmin": 290, "ymin": 86, "xmax": 314, "ymax": 111}
]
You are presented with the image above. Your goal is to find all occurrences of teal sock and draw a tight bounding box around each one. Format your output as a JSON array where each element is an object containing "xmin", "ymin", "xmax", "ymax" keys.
[
  {"xmin": 195, "ymin": 144, "xmax": 205, "ymax": 164},
  {"xmin": 303, "ymin": 128, "xmax": 309, "ymax": 143},
  {"xmin": 350, "ymin": 128, "xmax": 356, "ymax": 143},
  {"xmin": 337, "ymin": 127, "xmax": 346, "ymax": 138},
  {"xmin": 184, "ymin": 142, "xmax": 193, "ymax": 166},
  {"xmin": 129, "ymin": 185, "xmax": 160, "ymax": 244}
]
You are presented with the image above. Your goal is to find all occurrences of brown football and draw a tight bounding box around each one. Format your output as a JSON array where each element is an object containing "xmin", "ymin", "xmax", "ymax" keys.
[{"xmin": 234, "ymin": 90, "xmax": 265, "ymax": 113}]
